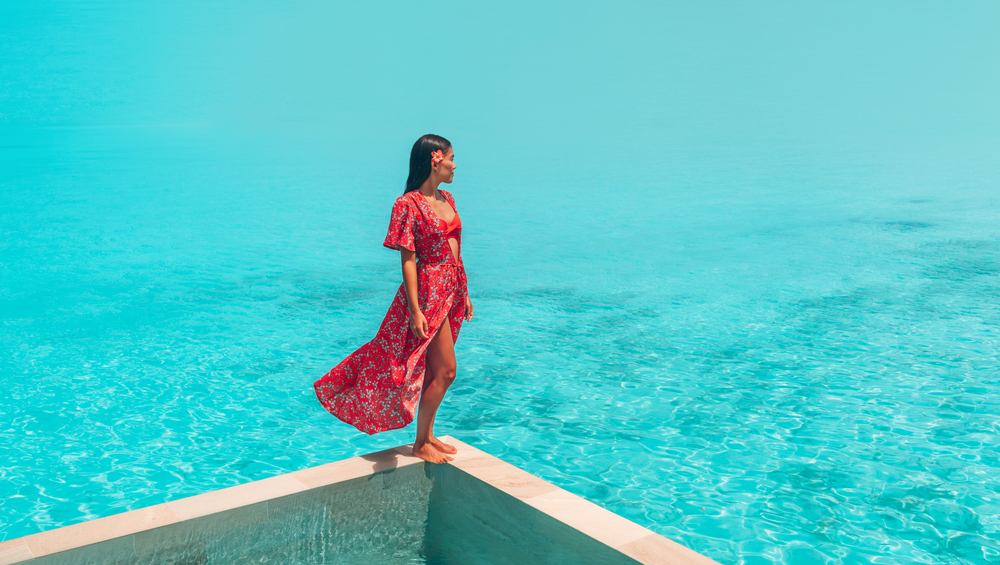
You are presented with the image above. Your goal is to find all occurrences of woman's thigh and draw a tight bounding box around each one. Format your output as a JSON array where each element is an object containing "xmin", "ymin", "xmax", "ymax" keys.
[{"xmin": 425, "ymin": 317, "xmax": 456, "ymax": 380}]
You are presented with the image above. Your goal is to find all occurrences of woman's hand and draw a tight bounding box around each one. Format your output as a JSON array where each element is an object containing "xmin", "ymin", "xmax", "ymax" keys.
[
  {"xmin": 409, "ymin": 310, "xmax": 430, "ymax": 339},
  {"xmin": 464, "ymin": 296, "xmax": 474, "ymax": 321}
]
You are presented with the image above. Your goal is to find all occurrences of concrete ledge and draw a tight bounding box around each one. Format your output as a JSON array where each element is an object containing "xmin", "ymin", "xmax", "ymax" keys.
[
  {"xmin": 0, "ymin": 540, "xmax": 33, "ymax": 565},
  {"xmin": 2, "ymin": 437, "xmax": 718, "ymax": 565},
  {"xmin": 446, "ymin": 438, "xmax": 719, "ymax": 564},
  {"xmin": 19, "ymin": 504, "xmax": 180, "ymax": 559},
  {"xmin": 165, "ymin": 473, "xmax": 307, "ymax": 521}
]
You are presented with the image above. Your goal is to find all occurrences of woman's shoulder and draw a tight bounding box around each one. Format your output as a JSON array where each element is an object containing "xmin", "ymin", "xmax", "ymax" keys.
[
  {"xmin": 439, "ymin": 189, "xmax": 455, "ymax": 204},
  {"xmin": 393, "ymin": 191, "xmax": 419, "ymax": 208}
]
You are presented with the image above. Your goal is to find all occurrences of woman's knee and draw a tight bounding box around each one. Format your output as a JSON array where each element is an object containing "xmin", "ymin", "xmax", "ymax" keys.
[{"xmin": 436, "ymin": 361, "xmax": 457, "ymax": 384}]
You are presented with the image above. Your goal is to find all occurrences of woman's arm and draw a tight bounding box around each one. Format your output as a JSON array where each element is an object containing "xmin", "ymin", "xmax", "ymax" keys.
[
  {"xmin": 464, "ymin": 260, "xmax": 473, "ymax": 322},
  {"xmin": 400, "ymin": 249, "xmax": 429, "ymax": 338}
]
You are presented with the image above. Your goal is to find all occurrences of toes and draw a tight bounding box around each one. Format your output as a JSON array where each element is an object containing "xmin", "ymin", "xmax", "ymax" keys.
[{"xmin": 412, "ymin": 444, "xmax": 454, "ymax": 464}]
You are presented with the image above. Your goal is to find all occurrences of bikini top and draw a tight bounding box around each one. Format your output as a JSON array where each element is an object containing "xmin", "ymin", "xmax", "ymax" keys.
[{"xmin": 443, "ymin": 211, "xmax": 461, "ymax": 238}]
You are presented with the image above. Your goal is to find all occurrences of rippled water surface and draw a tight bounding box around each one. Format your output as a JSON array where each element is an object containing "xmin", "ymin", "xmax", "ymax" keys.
[{"xmin": 2, "ymin": 1, "xmax": 999, "ymax": 564}]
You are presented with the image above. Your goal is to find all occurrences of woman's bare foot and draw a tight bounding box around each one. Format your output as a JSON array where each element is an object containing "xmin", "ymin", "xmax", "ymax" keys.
[
  {"xmin": 412, "ymin": 442, "xmax": 453, "ymax": 464},
  {"xmin": 428, "ymin": 435, "xmax": 457, "ymax": 454}
]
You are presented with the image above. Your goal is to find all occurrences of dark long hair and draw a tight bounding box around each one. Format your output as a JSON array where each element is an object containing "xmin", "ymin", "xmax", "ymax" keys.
[{"xmin": 404, "ymin": 134, "xmax": 451, "ymax": 194}]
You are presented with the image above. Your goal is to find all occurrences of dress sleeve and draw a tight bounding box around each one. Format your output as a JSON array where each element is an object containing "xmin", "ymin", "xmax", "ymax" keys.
[{"xmin": 383, "ymin": 198, "xmax": 417, "ymax": 252}]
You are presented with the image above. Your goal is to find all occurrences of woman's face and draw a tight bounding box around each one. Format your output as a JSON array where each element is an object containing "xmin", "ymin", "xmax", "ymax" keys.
[{"xmin": 433, "ymin": 147, "xmax": 456, "ymax": 184}]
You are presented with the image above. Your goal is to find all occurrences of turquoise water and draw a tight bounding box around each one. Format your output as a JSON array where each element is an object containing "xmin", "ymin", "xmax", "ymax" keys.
[{"xmin": 2, "ymin": 1, "xmax": 999, "ymax": 563}]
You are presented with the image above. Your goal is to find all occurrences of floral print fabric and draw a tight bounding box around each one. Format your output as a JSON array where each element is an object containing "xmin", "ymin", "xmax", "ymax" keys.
[{"xmin": 314, "ymin": 190, "xmax": 468, "ymax": 435}]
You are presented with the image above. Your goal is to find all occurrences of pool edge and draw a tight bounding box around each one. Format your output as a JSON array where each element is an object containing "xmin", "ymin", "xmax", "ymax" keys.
[
  {"xmin": 0, "ymin": 437, "xmax": 718, "ymax": 565},
  {"xmin": 445, "ymin": 437, "xmax": 718, "ymax": 565}
]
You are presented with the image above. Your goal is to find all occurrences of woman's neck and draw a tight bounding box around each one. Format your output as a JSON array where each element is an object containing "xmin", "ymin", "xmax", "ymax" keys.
[{"xmin": 418, "ymin": 178, "xmax": 440, "ymax": 199}]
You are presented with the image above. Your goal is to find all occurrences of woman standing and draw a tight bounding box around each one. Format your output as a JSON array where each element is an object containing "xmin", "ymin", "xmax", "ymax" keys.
[{"xmin": 314, "ymin": 134, "xmax": 472, "ymax": 464}]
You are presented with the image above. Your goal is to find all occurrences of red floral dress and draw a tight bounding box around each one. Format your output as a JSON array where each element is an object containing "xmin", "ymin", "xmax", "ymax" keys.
[{"xmin": 314, "ymin": 190, "xmax": 468, "ymax": 435}]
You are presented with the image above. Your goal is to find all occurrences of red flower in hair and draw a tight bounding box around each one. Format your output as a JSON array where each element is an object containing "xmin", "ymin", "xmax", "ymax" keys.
[{"xmin": 431, "ymin": 150, "xmax": 444, "ymax": 165}]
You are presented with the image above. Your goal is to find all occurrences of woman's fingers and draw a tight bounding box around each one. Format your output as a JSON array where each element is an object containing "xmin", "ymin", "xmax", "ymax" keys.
[
  {"xmin": 410, "ymin": 316, "xmax": 428, "ymax": 339},
  {"xmin": 412, "ymin": 316, "xmax": 428, "ymax": 339}
]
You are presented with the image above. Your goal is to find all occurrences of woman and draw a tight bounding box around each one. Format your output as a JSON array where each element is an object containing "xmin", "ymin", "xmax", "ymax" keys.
[{"xmin": 314, "ymin": 134, "xmax": 472, "ymax": 464}]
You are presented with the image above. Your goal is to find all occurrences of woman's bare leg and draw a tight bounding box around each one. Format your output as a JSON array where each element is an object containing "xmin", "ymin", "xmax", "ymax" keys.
[
  {"xmin": 425, "ymin": 317, "xmax": 457, "ymax": 454},
  {"xmin": 412, "ymin": 318, "xmax": 457, "ymax": 463},
  {"xmin": 419, "ymin": 357, "xmax": 457, "ymax": 455}
]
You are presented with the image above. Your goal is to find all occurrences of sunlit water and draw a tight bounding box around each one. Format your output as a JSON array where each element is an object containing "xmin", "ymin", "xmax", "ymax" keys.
[{"xmin": 2, "ymin": 1, "xmax": 999, "ymax": 564}]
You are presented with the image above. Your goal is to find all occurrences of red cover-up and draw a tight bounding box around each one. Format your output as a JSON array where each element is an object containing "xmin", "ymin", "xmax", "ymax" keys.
[{"xmin": 314, "ymin": 190, "xmax": 468, "ymax": 434}]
